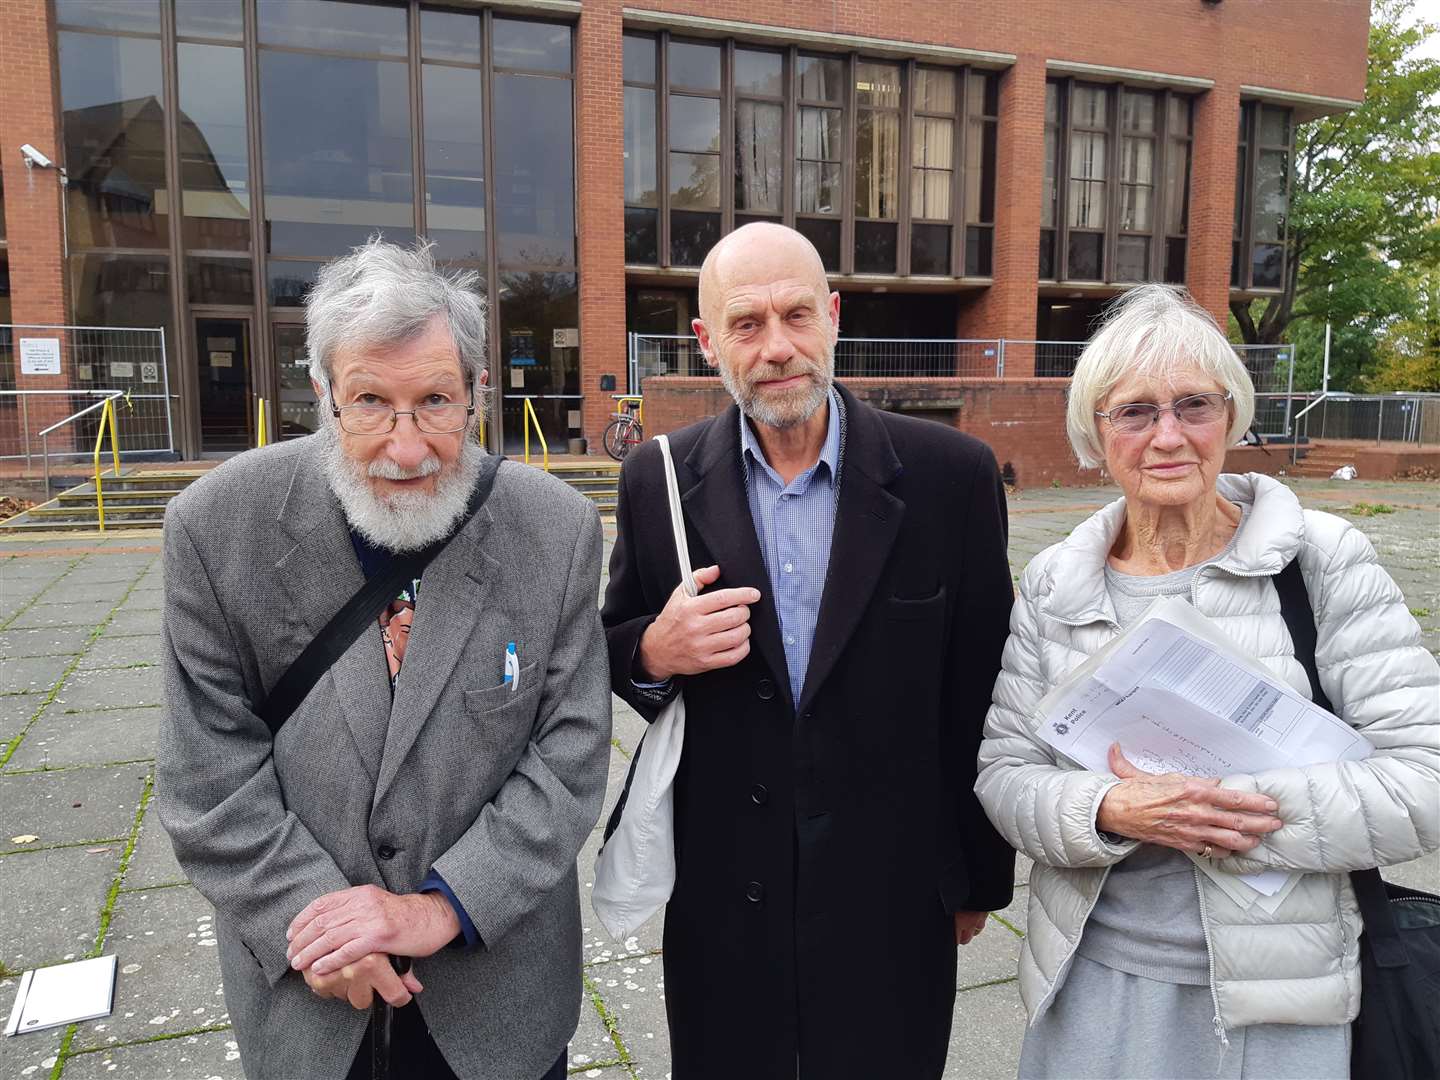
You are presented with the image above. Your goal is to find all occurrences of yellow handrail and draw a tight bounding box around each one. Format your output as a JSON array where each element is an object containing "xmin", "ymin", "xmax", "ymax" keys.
[
  {"xmin": 256, "ymin": 397, "xmax": 268, "ymax": 448},
  {"xmin": 92, "ymin": 397, "xmax": 122, "ymax": 532},
  {"xmin": 522, "ymin": 397, "xmax": 549, "ymax": 471}
]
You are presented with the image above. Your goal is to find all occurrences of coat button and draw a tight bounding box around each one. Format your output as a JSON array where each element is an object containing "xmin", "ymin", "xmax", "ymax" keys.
[
  {"xmin": 376, "ymin": 844, "xmax": 396, "ymax": 860},
  {"xmin": 745, "ymin": 881, "xmax": 765, "ymax": 903},
  {"xmin": 750, "ymin": 784, "xmax": 768, "ymax": 805},
  {"xmin": 756, "ymin": 678, "xmax": 775, "ymax": 701}
]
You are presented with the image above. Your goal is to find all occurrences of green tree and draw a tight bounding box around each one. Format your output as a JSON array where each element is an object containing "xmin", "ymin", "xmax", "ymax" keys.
[
  {"xmin": 1364, "ymin": 269, "xmax": 1440, "ymax": 391},
  {"xmin": 1230, "ymin": 0, "xmax": 1440, "ymax": 391}
]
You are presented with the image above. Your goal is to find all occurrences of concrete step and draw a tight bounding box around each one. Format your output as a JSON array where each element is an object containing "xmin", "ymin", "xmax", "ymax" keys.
[{"xmin": 28, "ymin": 503, "xmax": 172, "ymax": 519}]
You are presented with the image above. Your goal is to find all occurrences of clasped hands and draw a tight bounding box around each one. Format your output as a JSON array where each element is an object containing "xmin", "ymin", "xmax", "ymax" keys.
[
  {"xmin": 286, "ymin": 885, "xmax": 460, "ymax": 1010},
  {"xmin": 1097, "ymin": 743, "xmax": 1284, "ymax": 860}
]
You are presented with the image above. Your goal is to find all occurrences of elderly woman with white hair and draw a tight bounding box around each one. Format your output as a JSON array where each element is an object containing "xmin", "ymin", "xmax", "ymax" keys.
[{"xmin": 975, "ymin": 284, "xmax": 1439, "ymax": 1079}]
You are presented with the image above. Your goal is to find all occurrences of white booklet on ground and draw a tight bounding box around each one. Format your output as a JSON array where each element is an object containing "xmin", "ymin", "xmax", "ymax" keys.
[
  {"xmin": 4, "ymin": 955, "xmax": 117, "ymax": 1036},
  {"xmin": 1034, "ymin": 596, "xmax": 1372, "ymax": 907}
]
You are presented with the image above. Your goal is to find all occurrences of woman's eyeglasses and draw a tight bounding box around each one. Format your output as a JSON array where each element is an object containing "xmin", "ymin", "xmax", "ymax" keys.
[{"xmin": 1095, "ymin": 391, "xmax": 1233, "ymax": 435}]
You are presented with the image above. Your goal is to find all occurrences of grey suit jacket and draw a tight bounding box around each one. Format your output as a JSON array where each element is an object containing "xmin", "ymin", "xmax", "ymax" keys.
[{"xmin": 157, "ymin": 437, "xmax": 611, "ymax": 1080}]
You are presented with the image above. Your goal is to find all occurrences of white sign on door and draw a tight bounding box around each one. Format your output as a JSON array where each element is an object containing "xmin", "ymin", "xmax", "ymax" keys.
[
  {"xmin": 140, "ymin": 362, "xmax": 159, "ymax": 384},
  {"xmin": 18, "ymin": 338, "xmax": 62, "ymax": 375}
]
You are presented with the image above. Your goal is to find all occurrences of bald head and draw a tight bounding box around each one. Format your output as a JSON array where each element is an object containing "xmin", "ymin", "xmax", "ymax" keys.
[{"xmin": 697, "ymin": 223, "xmax": 830, "ymax": 326}]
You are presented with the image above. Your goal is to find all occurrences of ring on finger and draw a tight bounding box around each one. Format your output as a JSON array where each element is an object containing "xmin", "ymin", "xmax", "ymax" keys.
[{"xmin": 1200, "ymin": 844, "xmax": 1213, "ymax": 859}]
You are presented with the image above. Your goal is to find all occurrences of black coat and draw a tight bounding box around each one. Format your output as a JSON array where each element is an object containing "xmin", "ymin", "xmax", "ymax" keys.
[{"xmin": 601, "ymin": 384, "xmax": 1016, "ymax": 1080}]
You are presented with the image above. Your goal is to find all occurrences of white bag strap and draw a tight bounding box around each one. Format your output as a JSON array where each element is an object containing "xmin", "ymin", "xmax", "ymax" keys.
[{"xmin": 655, "ymin": 434, "xmax": 698, "ymax": 600}]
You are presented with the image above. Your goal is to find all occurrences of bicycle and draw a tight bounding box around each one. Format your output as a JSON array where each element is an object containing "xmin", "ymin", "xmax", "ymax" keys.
[{"xmin": 603, "ymin": 395, "xmax": 645, "ymax": 461}]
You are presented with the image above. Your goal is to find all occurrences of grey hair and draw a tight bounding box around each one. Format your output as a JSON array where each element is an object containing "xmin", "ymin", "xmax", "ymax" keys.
[
  {"xmin": 305, "ymin": 236, "xmax": 487, "ymax": 397},
  {"xmin": 1066, "ymin": 283, "xmax": 1255, "ymax": 469}
]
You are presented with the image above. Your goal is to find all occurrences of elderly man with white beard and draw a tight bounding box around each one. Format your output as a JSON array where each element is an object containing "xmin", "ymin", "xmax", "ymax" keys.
[{"xmin": 157, "ymin": 239, "xmax": 611, "ymax": 1080}]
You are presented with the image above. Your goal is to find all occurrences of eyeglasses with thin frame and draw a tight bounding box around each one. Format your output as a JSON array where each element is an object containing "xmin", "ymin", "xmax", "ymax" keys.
[
  {"xmin": 331, "ymin": 388, "xmax": 476, "ymax": 435},
  {"xmin": 1095, "ymin": 391, "xmax": 1233, "ymax": 435}
]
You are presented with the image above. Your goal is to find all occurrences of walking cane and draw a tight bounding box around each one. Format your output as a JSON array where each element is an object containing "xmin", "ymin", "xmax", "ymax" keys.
[{"xmin": 371, "ymin": 955, "xmax": 411, "ymax": 1080}]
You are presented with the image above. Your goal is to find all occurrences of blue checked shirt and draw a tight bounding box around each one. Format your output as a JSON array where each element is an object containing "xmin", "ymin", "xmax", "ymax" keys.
[{"xmin": 739, "ymin": 388, "xmax": 843, "ymax": 707}]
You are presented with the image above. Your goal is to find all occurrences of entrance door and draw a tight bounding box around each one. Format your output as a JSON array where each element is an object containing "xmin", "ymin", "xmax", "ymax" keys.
[{"xmin": 194, "ymin": 316, "xmax": 253, "ymax": 452}]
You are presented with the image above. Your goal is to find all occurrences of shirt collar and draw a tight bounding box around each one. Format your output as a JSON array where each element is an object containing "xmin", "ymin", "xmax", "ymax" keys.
[{"xmin": 739, "ymin": 386, "xmax": 842, "ymax": 490}]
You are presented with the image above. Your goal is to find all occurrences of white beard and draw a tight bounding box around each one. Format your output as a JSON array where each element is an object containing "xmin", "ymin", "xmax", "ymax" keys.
[{"xmin": 318, "ymin": 423, "xmax": 484, "ymax": 552}]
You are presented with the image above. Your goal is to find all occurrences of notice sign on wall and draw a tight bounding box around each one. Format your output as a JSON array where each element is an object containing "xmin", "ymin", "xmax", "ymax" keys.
[{"xmin": 19, "ymin": 338, "xmax": 62, "ymax": 375}]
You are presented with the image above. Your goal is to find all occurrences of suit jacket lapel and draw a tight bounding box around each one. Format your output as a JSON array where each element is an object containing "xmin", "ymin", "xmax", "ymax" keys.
[
  {"xmin": 681, "ymin": 406, "xmax": 793, "ymax": 712},
  {"xmin": 274, "ymin": 455, "xmax": 394, "ymax": 778},
  {"xmin": 372, "ymin": 506, "xmax": 496, "ymax": 806},
  {"xmin": 798, "ymin": 385, "xmax": 904, "ymax": 715}
]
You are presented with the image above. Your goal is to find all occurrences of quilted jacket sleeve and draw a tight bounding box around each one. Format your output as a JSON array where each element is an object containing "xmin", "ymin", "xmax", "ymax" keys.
[
  {"xmin": 1215, "ymin": 516, "xmax": 1440, "ymax": 876},
  {"xmin": 975, "ymin": 555, "xmax": 1139, "ymax": 870}
]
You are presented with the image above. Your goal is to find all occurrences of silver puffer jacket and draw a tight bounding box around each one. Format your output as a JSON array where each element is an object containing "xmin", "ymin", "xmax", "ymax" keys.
[{"xmin": 976, "ymin": 472, "xmax": 1440, "ymax": 1034}]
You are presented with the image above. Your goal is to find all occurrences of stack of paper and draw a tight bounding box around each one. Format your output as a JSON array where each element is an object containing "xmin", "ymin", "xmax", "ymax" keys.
[{"xmin": 1035, "ymin": 596, "xmax": 1372, "ymax": 911}]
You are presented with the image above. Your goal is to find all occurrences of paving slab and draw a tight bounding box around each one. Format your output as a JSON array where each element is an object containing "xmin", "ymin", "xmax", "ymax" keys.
[
  {"xmin": 6, "ymin": 599, "xmax": 116, "ymax": 632},
  {"xmin": 0, "ymin": 693, "xmax": 46, "ymax": 746},
  {"xmin": 0, "ymin": 585, "xmax": 51, "ymax": 625},
  {"xmin": 611, "ymin": 697, "xmax": 648, "ymax": 757},
  {"xmin": 1, "ymin": 653, "xmax": 75, "ymax": 696},
  {"xmin": 1385, "ymin": 849, "xmax": 1440, "ymax": 895},
  {"xmin": 590, "ymin": 949, "xmax": 669, "ymax": 1077},
  {"xmin": 54, "ymin": 667, "xmax": 163, "ymax": 713},
  {"xmin": 0, "ymin": 557, "xmax": 75, "ymax": 581},
  {"xmin": 77, "ymin": 634, "xmax": 163, "ymax": 671},
  {"xmin": 123, "ymin": 808, "xmax": 188, "ymax": 891},
  {"xmin": 943, "ymin": 979, "xmax": 1027, "ymax": 1080},
  {"xmin": 101, "ymin": 608, "xmax": 164, "ymax": 637},
  {"xmin": 62, "ymin": 1028, "xmax": 240, "ymax": 1080},
  {"xmin": 41, "ymin": 580, "xmax": 133, "ymax": 607},
  {"xmin": 957, "ymin": 915, "xmax": 1024, "ymax": 991},
  {"xmin": 0, "ymin": 976, "xmax": 66, "ymax": 1080},
  {"xmin": 570, "ymin": 986, "xmax": 625, "ymax": 1070},
  {"xmin": 0, "ymin": 766, "xmax": 146, "ymax": 852},
  {"xmin": 71, "ymin": 885, "xmax": 227, "ymax": 1051},
  {"xmin": 112, "ymin": 590, "xmax": 163, "ymax": 613},
  {"xmin": 0, "ymin": 625, "xmax": 94, "ymax": 658},
  {"xmin": 0, "ymin": 845, "xmax": 120, "ymax": 971},
  {"xmin": 6, "ymin": 707, "xmax": 160, "ymax": 771}
]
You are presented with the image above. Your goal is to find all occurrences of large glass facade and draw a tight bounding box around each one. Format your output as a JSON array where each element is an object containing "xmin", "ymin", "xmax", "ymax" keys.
[
  {"xmin": 55, "ymin": 1, "xmax": 578, "ymax": 456},
  {"xmin": 1232, "ymin": 102, "xmax": 1294, "ymax": 291},
  {"xmin": 623, "ymin": 33, "xmax": 1000, "ymax": 278}
]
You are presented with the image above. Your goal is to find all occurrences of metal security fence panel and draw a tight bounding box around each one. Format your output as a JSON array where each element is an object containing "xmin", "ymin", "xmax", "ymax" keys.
[
  {"xmin": 628, "ymin": 334, "xmax": 710, "ymax": 392},
  {"xmin": 997, "ymin": 340, "xmax": 1088, "ymax": 379},
  {"xmin": 1296, "ymin": 394, "xmax": 1439, "ymax": 445},
  {"xmin": 0, "ymin": 326, "xmax": 174, "ymax": 464}
]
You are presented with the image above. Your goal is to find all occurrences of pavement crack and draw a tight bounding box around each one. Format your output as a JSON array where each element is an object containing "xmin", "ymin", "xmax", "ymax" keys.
[{"xmin": 581, "ymin": 969, "xmax": 637, "ymax": 1076}]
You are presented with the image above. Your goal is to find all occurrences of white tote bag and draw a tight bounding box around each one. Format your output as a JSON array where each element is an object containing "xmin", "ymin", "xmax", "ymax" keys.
[{"xmin": 592, "ymin": 434, "xmax": 695, "ymax": 940}]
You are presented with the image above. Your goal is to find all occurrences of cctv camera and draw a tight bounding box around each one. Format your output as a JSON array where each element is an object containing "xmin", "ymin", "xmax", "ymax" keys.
[{"xmin": 20, "ymin": 144, "xmax": 53, "ymax": 169}]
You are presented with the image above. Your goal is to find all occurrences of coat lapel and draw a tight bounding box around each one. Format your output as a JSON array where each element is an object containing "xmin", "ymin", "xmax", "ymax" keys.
[
  {"xmin": 797, "ymin": 386, "xmax": 904, "ymax": 715},
  {"xmin": 372, "ymin": 505, "xmax": 497, "ymax": 806},
  {"xmin": 681, "ymin": 406, "xmax": 793, "ymax": 712},
  {"xmin": 273, "ymin": 454, "xmax": 394, "ymax": 778}
]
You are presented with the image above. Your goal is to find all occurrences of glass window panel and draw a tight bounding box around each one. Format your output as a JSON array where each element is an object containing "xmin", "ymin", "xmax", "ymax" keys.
[
  {"xmin": 967, "ymin": 71, "xmax": 999, "ymax": 116},
  {"xmin": 911, "ymin": 168, "xmax": 951, "ymax": 222},
  {"xmin": 795, "ymin": 217, "xmax": 840, "ymax": 272},
  {"xmin": 796, "ymin": 162, "xmax": 841, "ymax": 215},
  {"xmin": 60, "ymin": 33, "xmax": 169, "ymax": 250},
  {"xmin": 1232, "ymin": 240, "xmax": 1242, "ymax": 287},
  {"xmin": 421, "ymin": 8, "xmax": 482, "ymax": 65},
  {"xmin": 1164, "ymin": 236, "xmax": 1186, "ymax": 283},
  {"xmin": 856, "ymin": 62, "xmax": 901, "ymax": 109},
  {"xmin": 1251, "ymin": 243, "xmax": 1283, "ymax": 288},
  {"xmin": 268, "ymin": 260, "xmax": 324, "ymax": 307},
  {"xmin": 186, "ymin": 256, "xmax": 253, "ymax": 305},
  {"xmin": 915, "ymin": 68, "xmax": 957, "ymax": 114},
  {"xmin": 1253, "ymin": 149, "xmax": 1289, "ymax": 242},
  {"xmin": 669, "ymin": 211, "xmax": 719, "ymax": 267},
  {"xmin": 178, "ymin": 44, "xmax": 250, "ymax": 251},
  {"xmin": 854, "ymin": 220, "xmax": 897, "ymax": 274},
  {"xmin": 1258, "ymin": 105, "xmax": 1291, "ymax": 146},
  {"xmin": 423, "ymin": 64, "xmax": 486, "ymax": 261},
  {"xmin": 912, "ymin": 116, "xmax": 953, "ymax": 170},
  {"xmin": 1168, "ymin": 95, "xmax": 1192, "ymax": 136},
  {"xmin": 624, "ymin": 207, "xmax": 658, "ymax": 264},
  {"xmin": 1165, "ymin": 140, "xmax": 1191, "ymax": 234},
  {"xmin": 735, "ymin": 49, "xmax": 782, "ymax": 97},
  {"xmin": 1041, "ymin": 125, "xmax": 1058, "ymax": 228},
  {"xmin": 1039, "ymin": 228, "xmax": 1056, "ymax": 279},
  {"xmin": 735, "ymin": 102, "xmax": 782, "ymax": 213},
  {"xmin": 497, "ymin": 270, "xmax": 578, "ymax": 402},
  {"xmin": 1234, "ymin": 145, "xmax": 1247, "ymax": 235},
  {"xmin": 1067, "ymin": 180, "xmax": 1106, "ymax": 229},
  {"xmin": 796, "ymin": 55, "xmax": 844, "ymax": 102},
  {"xmin": 1120, "ymin": 137, "xmax": 1154, "ymax": 185},
  {"xmin": 1121, "ymin": 90, "xmax": 1157, "ymax": 133},
  {"xmin": 492, "ymin": 18, "xmax": 571, "ymax": 72},
  {"xmin": 259, "ymin": 1, "xmax": 407, "ymax": 55},
  {"xmin": 260, "ymin": 52, "xmax": 413, "ymax": 258},
  {"xmin": 796, "ymin": 107, "xmax": 842, "ymax": 163},
  {"xmin": 624, "ymin": 87, "xmax": 658, "ymax": 207},
  {"xmin": 273, "ymin": 322, "xmax": 317, "ymax": 438},
  {"xmin": 1120, "ymin": 184, "xmax": 1152, "ymax": 232},
  {"xmin": 965, "ymin": 225, "xmax": 993, "ymax": 277},
  {"xmin": 1114, "ymin": 235, "xmax": 1149, "ymax": 281},
  {"xmin": 69, "ymin": 255, "xmax": 172, "ymax": 347},
  {"xmin": 1072, "ymin": 84, "xmax": 1107, "ymax": 128},
  {"xmin": 1069, "ymin": 131, "xmax": 1107, "ymax": 180},
  {"xmin": 1045, "ymin": 81, "xmax": 1060, "ymax": 125},
  {"xmin": 493, "ymin": 73, "xmax": 575, "ymax": 266},
  {"xmin": 175, "ymin": 0, "xmax": 241, "ymax": 40},
  {"xmin": 855, "ymin": 110, "xmax": 900, "ymax": 219},
  {"xmin": 668, "ymin": 41, "xmax": 720, "ymax": 91},
  {"xmin": 55, "ymin": 0, "xmax": 158, "ymax": 32},
  {"xmin": 1066, "ymin": 232, "xmax": 1103, "ymax": 280},
  {"xmin": 910, "ymin": 223, "xmax": 951, "ymax": 275},
  {"xmin": 670, "ymin": 153, "xmax": 719, "ymax": 209},
  {"xmin": 966, "ymin": 119, "xmax": 997, "ymax": 223},
  {"xmin": 624, "ymin": 34, "xmax": 656, "ymax": 84},
  {"xmin": 669, "ymin": 95, "xmax": 720, "ymax": 154}
]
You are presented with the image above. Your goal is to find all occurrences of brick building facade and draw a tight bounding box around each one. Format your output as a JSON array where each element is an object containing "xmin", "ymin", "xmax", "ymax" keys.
[{"xmin": 0, "ymin": 1, "xmax": 1368, "ymax": 462}]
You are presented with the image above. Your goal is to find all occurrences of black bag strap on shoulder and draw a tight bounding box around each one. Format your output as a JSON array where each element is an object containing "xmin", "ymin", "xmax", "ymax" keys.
[
  {"xmin": 1272, "ymin": 559, "xmax": 1408, "ymax": 968},
  {"xmin": 256, "ymin": 455, "xmax": 504, "ymax": 736}
]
